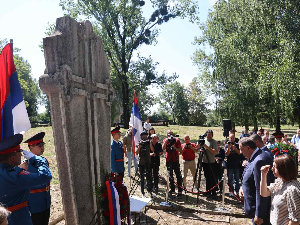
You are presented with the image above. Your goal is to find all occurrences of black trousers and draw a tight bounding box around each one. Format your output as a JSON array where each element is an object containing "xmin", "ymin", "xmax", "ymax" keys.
[
  {"xmin": 166, "ymin": 161, "xmax": 182, "ymax": 193},
  {"xmin": 203, "ymin": 162, "xmax": 217, "ymax": 195},
  {"xmin": 31, "ymin": 208, "xmax": 50, "ymax": 225},
  {"xmin": 151, "ymin": 163, "xmax": 159, "ymax": 190},
  {"xmin": 139, "ymin": 164, "xmax": 152, "ymax": 194}
]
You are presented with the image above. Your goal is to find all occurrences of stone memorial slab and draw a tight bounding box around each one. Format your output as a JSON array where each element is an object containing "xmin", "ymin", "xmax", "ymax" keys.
[{"xmin": 39, "ymin": 16, "xmax": 114, "ymax": 225}]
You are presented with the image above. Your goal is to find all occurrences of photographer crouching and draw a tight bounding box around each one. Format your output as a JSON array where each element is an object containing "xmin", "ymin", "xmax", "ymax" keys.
[
  {"xmin": 162, "ymin": 130, "xmax": 183, "ymax": 198},
  {"xmin": 136, "ymin": 131, "xmax": 154, "ymax": 197}
]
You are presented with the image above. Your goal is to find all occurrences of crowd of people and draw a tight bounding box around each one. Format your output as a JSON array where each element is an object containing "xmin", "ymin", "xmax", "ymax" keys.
[{"xmin": 110, "ymin": 122, "xmax": 300, "ymax": 224}]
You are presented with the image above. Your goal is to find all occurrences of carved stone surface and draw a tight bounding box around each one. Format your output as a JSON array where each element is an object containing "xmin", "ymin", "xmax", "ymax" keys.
[{"xmin": 39, "ymin": 16, "xmax": 113, "ymax": 225}]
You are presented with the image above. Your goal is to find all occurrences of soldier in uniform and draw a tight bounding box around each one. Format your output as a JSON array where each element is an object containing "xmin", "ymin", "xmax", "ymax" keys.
[
  {"xmin": 0, "ymin": 134, "xmax": 52, "ymax": 225},
  {"xmin": 24, "ymin": 132, "xmax": 51, "ymax": 225},
  {"xmin": 111, "ymin": 126, "xmax": 125, "ymax": 179}
]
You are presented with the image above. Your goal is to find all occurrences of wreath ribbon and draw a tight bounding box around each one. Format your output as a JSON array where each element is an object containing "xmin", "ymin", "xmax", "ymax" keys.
[{"xmin": 105, "ymin": 181, "xmax": 121, "ymax": 225}]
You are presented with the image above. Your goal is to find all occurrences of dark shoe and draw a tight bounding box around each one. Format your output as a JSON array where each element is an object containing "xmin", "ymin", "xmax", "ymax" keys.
[
  {"xmin": 176, "ymin": 193, "xmax": 182, "ymax": 198},
  {"xmin": 203, "ymin": 192, "xmax": 210, "ymax": 197}
]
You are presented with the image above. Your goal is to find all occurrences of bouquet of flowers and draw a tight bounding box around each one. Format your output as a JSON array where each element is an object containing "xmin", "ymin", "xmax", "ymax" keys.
[
  {"xmin": 268, "ymin": 142, "xmax": 297, "ymax": 158},
  {"xmin": 96, "ymin": 173, "xmax": 130, "ymax": 225}
]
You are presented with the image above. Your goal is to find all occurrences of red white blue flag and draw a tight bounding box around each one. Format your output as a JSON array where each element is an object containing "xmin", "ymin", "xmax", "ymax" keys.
[
  {"xmin": 106, "ymin": 180, "xmax": 121, "ymax": 225},
  {"xmin": 0, "ymin": 43, "xmax": 31, "ymax": 139},
  {"xmin": 129, "ymin": 91, "xmax": 143, "ymax": 157}
]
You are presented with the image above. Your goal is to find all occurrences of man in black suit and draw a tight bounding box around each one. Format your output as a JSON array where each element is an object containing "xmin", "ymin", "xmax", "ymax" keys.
[{"xmin": 238, "ymin": 138, "xmax": 274, "ymax": 225}]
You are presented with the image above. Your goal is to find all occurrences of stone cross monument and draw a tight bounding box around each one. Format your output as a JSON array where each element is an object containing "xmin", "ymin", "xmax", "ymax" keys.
[{"xmin": 39, "ymin": 16, "xmax": 114, "ymax": 225}]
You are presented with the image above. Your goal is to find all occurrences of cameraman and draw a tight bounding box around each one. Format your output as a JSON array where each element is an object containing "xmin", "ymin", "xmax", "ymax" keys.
[
  {"xmin": 199, "ymin": 129, "xmax": 219, "ymax": 198},
  {"xmin": 225, "ymin": 133, "xmax": 240, "ymax": 196},
  {"xmin": 136, "ymin": 131, "xmax": 154, "ymax": 197},
  {"xmin": 150, "ymin": 134, "xmax": 163, "ymax": 193},
  {"xmin": 162, "ymin": 130, "xmax": 183, "ymax": 198},
  {"xmin": 180, "ymin": 135, "xmax": 198, "ymax": 189}
]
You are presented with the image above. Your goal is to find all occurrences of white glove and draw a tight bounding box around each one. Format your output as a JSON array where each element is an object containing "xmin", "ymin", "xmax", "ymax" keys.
[{"xmin": 23, "ymin": 150, "xmax": 35, "ymax": 160}]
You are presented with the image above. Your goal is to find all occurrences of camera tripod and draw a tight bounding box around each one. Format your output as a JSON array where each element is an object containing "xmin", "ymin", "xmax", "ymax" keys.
[{"xmin": 192, "ymin": 145, "xmax": 218, "ymax": 205}]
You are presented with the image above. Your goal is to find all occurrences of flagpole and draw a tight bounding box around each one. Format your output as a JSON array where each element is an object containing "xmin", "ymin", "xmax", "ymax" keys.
[{"xmin": 10, "ymin": 39, "xmax": 13, "ymax": 49}]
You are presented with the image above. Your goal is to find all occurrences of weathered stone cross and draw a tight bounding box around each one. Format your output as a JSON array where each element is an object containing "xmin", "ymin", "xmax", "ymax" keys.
[{"xmin": 39, "ymin": 16, "xmax": 113, "ymax": 225}]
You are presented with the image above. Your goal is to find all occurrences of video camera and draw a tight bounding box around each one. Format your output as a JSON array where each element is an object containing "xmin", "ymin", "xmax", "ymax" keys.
[
  {"xmin": 139, "ymin": 136, "xmax": 152, "ymax": 148},
  {"xmin": 197, "ymin": 132, "xmax": 207, "ymax": 146},
  {"xmin": 167, "ymin": 134, "xmax": 179, "ymax": 147}
]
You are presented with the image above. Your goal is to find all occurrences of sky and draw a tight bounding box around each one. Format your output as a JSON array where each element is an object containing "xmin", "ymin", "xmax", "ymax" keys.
[{"xmin": 0, "ymin": 0, "xmax": 216, "ymax": 112}]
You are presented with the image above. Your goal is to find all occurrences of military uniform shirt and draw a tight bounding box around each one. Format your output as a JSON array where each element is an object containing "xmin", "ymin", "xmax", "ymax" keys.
[
  {"xmin": 111, "ymin": 140, "xmax": 125, "ymax": 173},
  {"xmin": 0, "ymin": 156, "xmax": 52, "ymax": 225},
  {"xmin": 28, "ymin": 156, "xmax": 51, "ymax": 214}
]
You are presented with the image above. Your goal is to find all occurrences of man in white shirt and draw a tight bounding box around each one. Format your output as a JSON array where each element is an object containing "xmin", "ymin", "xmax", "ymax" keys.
[{"xmin": 143, "ymin": 117, "xmax": 151, "ymax": 132}]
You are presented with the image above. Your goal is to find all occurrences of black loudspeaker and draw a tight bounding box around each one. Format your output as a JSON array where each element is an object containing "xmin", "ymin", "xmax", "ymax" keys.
[{"xmin": 222, "ymin": 119, "xmax": 232, "ymax": 137}]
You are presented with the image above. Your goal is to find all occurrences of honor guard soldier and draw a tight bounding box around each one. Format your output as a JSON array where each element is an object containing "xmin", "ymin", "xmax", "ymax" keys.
[
  {"xmin": 0, "ymin": 134, "xmax": 52, "ymax": 225},
  {"xmin": 24, "ymin": 132, "xmax": 51, "ymax": 225},
  {"xmin": 111, "ymin": 126, "xmax": 125, "ymax": 180}
]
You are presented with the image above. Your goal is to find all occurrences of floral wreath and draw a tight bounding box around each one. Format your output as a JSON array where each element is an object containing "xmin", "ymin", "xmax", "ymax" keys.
[
  {"xmin": 268, "ymin": 142, "xmax": 297, "ymax": 158},
  {"xmin": 96, "ymin": 173, "xmax": 130, "ymax": 225}
]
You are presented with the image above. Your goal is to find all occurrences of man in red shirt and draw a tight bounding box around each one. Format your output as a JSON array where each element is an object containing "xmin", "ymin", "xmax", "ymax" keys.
[
  {"xmin": 180, "ymin": 135, "xmax": 198, "ymax": 188},
  {"xmin": 162, "ymin": 130, "xmax": 183, "ymax": 198}
]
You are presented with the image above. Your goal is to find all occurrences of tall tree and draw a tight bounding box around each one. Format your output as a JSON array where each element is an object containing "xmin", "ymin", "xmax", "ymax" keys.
[
  {"xmin": 194, "ymin": 0, "xmax": 300, "ymax": 131},
  {"xmin": 158, "ymin": 81, "xmax": 189, "ymax": 125},
  {"xmin": 59, "ymin": 0, "xmax": 198, "ymax": 128},
  {"xmin": 186, "ymin": 77, "xmax": 207, "ymax": 125},
  {"xmin": 0, "ymin": 39, "xmax": 41, "ymax": 122}
]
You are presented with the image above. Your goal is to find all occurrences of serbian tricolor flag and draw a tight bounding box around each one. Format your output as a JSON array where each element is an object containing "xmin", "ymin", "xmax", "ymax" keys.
[
  {"xmin": 106, "ymin": 180, "xmax": 121, "ymax": 225},
  {"xmin": 129, "ymin": 91, "xmax": 143, "ymax": 157},
  {"xmin": 0, "ymin": 43, "xmax": 31, "ymax": 139}
]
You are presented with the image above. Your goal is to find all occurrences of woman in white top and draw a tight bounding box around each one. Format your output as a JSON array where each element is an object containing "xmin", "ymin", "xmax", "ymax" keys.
[{"xmin": 260, "ymin": 154, "xmax": 300, "ymax": 225}]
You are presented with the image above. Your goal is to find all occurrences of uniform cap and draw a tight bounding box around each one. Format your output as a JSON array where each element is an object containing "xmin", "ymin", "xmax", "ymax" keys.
[
  {"xmin": 272, "ymin": 131, "xmax": 284, "ymax": 138},
  {"xmin": 24, "ymin": 132, "xmax": 45, "ymax": 145},
  {"xmin": 111, "ymin": 126, "xmax": 121, "ymax": 135},
  {"xmin": 0, "ymin": 134, "xmax": 23, "ymax": 155}
]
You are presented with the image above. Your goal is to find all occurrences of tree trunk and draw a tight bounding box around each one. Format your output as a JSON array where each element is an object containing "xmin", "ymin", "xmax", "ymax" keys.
[
  {"xmin": 253, "ymin": 116, "xmax": 258, "ymax": 131},
  {"xmin": 121, "ymin": 77, "xmax": 130, "ymax": 129},
  {"xmin": 276, "ymin": 115, "xmax": 281, "ymax": 132}
]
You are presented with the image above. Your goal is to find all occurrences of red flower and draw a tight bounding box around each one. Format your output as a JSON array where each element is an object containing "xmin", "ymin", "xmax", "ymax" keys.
[
  {"xmin": 274, "ymin": 147, "xmax": 278, "ymax": 151},
  {"xmin": 115, "ymin": 181, "xmax": 122, "ymax": 188},
  {"xmin": 121, "ymin": 209, "xmax": 126, "ymax": 215},
  {"xmin": 102, "ymin": 191, "xmax": 108, "ymax": 198},
  {"xmin": 104, "ymin": 209, "xmax": 109, "ymax": 216},
  {"xmin": 122, "ymin": 200, "xmax": 127, "ymax": 205}
]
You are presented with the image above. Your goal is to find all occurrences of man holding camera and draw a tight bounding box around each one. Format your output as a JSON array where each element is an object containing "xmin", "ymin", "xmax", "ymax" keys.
[
  {"xmin": 200, "ymin": 129, "xmax": 219, "ymax": 197},
  {"xmin": 162, "ymin": 130, "xmax": 183, "ymax": 198},
  {"xmin": 180, "ymin": 135, "xmax": 198, "ymax": 189},
  {"xmin": 225, "ymin": 133, "xmax": 240, "ymax": 196},
  {"xmin": 136, "ymin": 131, "xmax": 154, "ymax": 197},
  {"xmin": 150, "ymin": 134, "xmax": 163, "ymax": 193}
]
